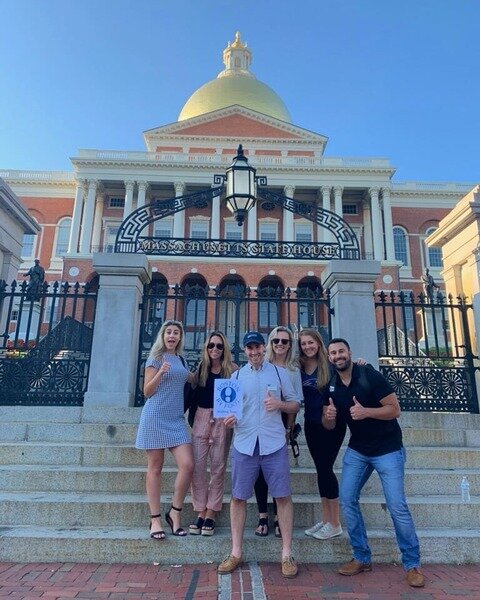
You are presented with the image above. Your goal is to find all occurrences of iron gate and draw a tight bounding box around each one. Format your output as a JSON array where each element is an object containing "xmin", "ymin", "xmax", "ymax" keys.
[
  {"xmin": 0, "ymin": 280, "xmax": 98, "ymax": 406},
  {"xmin": 135, "ymin": 282, "xmax": 332, "ymax": 406},
  {"xmin": 375, "ymin": 291, "xmax": 479, "ymax": 413}
]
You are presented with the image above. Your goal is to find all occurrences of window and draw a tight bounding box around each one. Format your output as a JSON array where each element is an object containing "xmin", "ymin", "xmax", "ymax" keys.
[
  {"xmin": 343, "ymin": 203, "xmax": 358, "ymax": 215},
  {"xmin": 295, "ymin": 222, "xmax": 313, "ymax": 242},
  {"xmin": 393, "ymin": 227, "xmax": 409, "ymax": 266},
  {"xmin": 425, "ymin": 227, "xmax": 442, "ymax": 268},
  {"xmin": 21, "ymin": 233, "xmax": 37, "ymax": 259},
  {"xmin": 104, "ymin": 225, "xmax": 120, "ymax": 253},
  {"xmin": 154, "ymin": 219, "xmax": 173, "ymax": 239},
  {"xmin": 54, "ymin": 218, "xmax": 72, "ymax": 257},
  {"xmin": 225, "ymin": 222, "xmax": 243, "ymax": 240},
  {"xmin": 190, "ymin": 220, "xmax": 209, "ymax": 239},
  {"xmin": 109, "ymin": 197, "xmax": 125, "ymax": 208},
  {"xmin": 259, "ymin": 222, "xmax": 277, "ymax": 241}
]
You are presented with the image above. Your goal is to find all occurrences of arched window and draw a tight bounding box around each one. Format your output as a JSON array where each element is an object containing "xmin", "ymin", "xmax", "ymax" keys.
[
  {"xmin": 217, "ymin": 276, "xmax": 247, "ymax": 352},
  {"xmin": 393, "ymin": 226, "xmax": 409, "ymax": 266},
  {"xmin": 257, "ymin": 276, "xmax": 284, "ymax": 333},
  {"xmin": 296, "ymin": 276, "xmax": 324, "ymax": 330},
  {"xmin": 21, "ymin": 233, "xmax": 37, "ymax": 260},
  {"xmin": 425, "ymin": 227, "xmax": 442, "ymax": 268},
  {"xmin": 182, "ymin": 274, "xmax": 208, "ymax": 351},
  {"xmin": 54, "ymin": 218, "xmax": 72, "ymax": 257}
]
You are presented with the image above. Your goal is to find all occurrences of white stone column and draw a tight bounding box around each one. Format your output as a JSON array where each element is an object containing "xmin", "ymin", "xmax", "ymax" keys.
[
  {"xmin": 123, "ymin": 180, "xmax": 135, "ymax": 219},
  {"xmin": 91, "ymin": 193, "xmax": 104, "ymax": 251},
  {"xmin": 283, "ymin": 185, "xmax": 295, "ymax": 241},
  {"xmin": 322, "ymin": 260, "xmax": 382, "ymax": 367},
  {"xmin": 68, "ymin": 180, "xmax": 86, "ymax": 254},
  {"xmin": 381, "ymin": 187, "xmax": 395, "ymax": 261},
  {"xmin": 333, "ymin": 186, "xmax": 343, "ymax": 217},
  {"xmin": 83, "ymin": 253, "xmax": 151, "ymax": 407},
  {"xmin": 362, "ymin": 201, "xmax": 373, "ymax": 259},
  {"xmin": 211, "ymin": 191, "xmax": 220, "ymax": 239},
  {"xmin": 173, "ymin": 182, "xmax": 186, "ymax": 238},
  {"xmin": 370, "ymin": 187, "xmax": 383, "ymax": 261},
  {"xmin": 79, "ymin": 179, "xmax": 97, "ymax": 254},
  {"xmin": 247, "ymin": 199, "xmax": 257, "ymax": 240},
  {"xmin": 136, "ymin": 181, "xmax": 148, "ymax": 209},
  {"xmin": 321, "ymin": 186, "xmax": 332, "ymax": 243}
]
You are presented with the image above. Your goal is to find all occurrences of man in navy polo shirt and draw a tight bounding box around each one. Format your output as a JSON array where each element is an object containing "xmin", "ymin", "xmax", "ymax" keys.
[
  {"xmin": 218, "ymin": 331, "xmax": 300, "ymax": 579},
  {"xmin": 322, "ymin": 338, "xmax": 425, "ymax": 589}
]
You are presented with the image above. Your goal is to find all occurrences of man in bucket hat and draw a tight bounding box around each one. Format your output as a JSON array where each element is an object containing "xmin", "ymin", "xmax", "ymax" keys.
[{"xmin": 218, "ymin": 331, "xmax": 301, "ymax": 578}]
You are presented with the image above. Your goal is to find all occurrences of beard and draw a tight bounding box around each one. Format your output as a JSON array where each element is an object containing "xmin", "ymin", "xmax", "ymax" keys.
[{"xmin": 334, "ymin": 357, "xmax": 352, "ymax": 372}]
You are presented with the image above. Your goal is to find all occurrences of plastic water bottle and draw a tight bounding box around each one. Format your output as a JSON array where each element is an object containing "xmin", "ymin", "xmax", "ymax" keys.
[{"xmin": 461, "ymin": 476, "xmax": 471, "ymax": 503}]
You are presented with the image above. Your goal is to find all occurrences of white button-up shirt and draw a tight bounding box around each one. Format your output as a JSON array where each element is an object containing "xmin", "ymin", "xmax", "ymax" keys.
[{"xmin": 231, "ymin": 360, "xmax": 300, "ymax": 456}]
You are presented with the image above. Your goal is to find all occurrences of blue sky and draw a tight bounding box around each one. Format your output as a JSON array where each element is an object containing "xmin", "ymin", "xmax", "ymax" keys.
[{"xmin": 0, "ymin": 0, "xmax": 478, "ymax": 183}]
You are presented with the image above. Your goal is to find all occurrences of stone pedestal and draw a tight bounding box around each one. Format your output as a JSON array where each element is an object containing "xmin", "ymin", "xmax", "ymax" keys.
[
  {"xmin": 16, "ymin": 303, "xmax": 41, "ymax": 342},
  {"xmin": 83, "ymin": 253, "xmax": 151, "ymax": 407},
  {"xmin": 321, "ymin": 260, "xmax": 381, "ymax": 367}
]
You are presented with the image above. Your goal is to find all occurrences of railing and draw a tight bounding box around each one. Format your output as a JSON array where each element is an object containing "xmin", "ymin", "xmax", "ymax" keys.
[
  {"xmin": 0, "ymin": 280, "xmax": 98, "ymax": 406},
  {"xmin": 375, "ymin": 290, "xmax": 479, "ymax": 412},
  {"xmin": 0, "ymin": 170, "xmax": 75, "ymax": 182}
]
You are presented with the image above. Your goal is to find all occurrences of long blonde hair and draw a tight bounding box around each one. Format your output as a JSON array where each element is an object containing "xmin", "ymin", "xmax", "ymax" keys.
[
  {"xmin": 149, "ymin": 320, "xmax": 185, "ymax": 360},
  {"xmin": 298, "ymin": 328, "xmax": 330, "ymax": 389},
  {"xmin": 265, "ymin": 326, "xmax": 298, "ymax": 371},
  {"xmin": 198, "ymin": 331, "xmax": 235, "ymax": 387}
]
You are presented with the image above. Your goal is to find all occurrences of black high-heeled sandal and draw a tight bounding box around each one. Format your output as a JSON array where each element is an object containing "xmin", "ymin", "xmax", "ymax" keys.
[
  {"xmin": 189, "ymin": 516, "xmax": 205, "ymax": 535},
  {"xmin": 149, "ymin": 513, "xmax": 165, "ymax": 540},
  {"xmin": 254, "ymin": 516, "xmax": 269, "ymax": 537},
  {"xmin": 165, "ymin": 505, "xmax": 188, "ymax": 536},
  {"xmin": 274, "ymin": 519, "xmax": 282, "ymax": 538}
]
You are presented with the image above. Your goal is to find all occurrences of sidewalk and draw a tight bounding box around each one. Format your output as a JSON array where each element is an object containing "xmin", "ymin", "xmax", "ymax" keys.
[{"xmin": 1, "ymin": 561, "xmax": 479, "ymax": 599}]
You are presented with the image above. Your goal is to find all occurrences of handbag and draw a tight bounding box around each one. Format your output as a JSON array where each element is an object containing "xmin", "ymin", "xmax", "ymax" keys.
[{"xmin": 180, "ymin": 355, "xmax": 198, "ymax": 426}]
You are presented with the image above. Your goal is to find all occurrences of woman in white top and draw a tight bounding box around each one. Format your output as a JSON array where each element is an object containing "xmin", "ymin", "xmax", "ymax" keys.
[{"xmin": 253, "ymin": 326, "xmax": 303, "ymax": 538}]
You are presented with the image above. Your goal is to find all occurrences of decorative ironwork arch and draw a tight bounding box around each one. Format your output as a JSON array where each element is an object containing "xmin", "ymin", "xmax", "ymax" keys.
[{"xmin": 115, "ymin": 180, "xmax": 360, "ymax": 260}]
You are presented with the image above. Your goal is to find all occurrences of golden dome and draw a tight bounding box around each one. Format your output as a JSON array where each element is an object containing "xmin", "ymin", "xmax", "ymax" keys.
[{"xmin": 178, "ymin": 32, "xmax": 292, "ymax": 123}]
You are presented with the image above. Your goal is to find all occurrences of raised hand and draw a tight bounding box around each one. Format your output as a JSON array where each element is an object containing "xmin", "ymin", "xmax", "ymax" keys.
[
  {"xmin": 264, "ymin": 390, "xmax": 280, "ymax": 412},
  {"xmin": 159, "ymin": 360, "xmax": 171, "ymax": 377},
  {"xmin": 350, "ymin": 396, "xmax": 367, "ymax": 420}
]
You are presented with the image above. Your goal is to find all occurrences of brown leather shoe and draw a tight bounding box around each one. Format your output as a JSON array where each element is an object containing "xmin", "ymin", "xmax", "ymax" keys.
[
  {"xmin": 218, "ymin": 554, "xmax": 243, "ymax": 575},
  {"xmin": 338, "ymin": 559, "xmax": 372, "ymax": 576},
  {"xmin": 406, "ymin": 567, "xmax": 425, "ymax": 587},
  {"xmin": 281, "ymin": 556, "xmax": 298, "ymax": 578}
]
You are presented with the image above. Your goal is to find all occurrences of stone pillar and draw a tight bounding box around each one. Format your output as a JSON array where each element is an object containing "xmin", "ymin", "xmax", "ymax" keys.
[
  {"xmin": 362, "ymin": 200, "xmax": 373, "ymax": 259},
  {"xmin": 369, "ymin": 187, "xmax": 383, "ymax": 261},
  {"xmin": 247, "ymin": 199, "xmax": 257, "ymax": 240},
  {"xmin": 333, "ymin": 186, "xmax": 343, "ymax": 217},
  {"xmin": 211, "ymin": 192, "xmax": 220, "ymax": 239},
  {"xmin": 382, "ymin": 187, "xmax": 395, "ymax": 260},
  {"xmin": 321, "ymin": 186, "xmax": 332, "ymax": 243},
  {"xmin": 322, "ymin": 260, "xmax": 382, "ymax": 367},
  {"xmin": 137, "ymin": 181, "xmax": 148, "ymax": 209},
  {"xmin": 283, "ymin": 185, "xmax": 295, "ymax": 241},
  {"xmin": 173, "ymin": 182, "xmax": 186, "ymax": 238},
  {"xmin": 83, "ymin": 253, "xmax": 151, "ymax": 407},
  {"xmin": 68, "ymin": 180, "xmax": 85, "ymax": 254},
  {"xmin": 79, "ymin": 179, "xmax": 97, "ymax": 254},
  {"xmin": 91, "ymin": 193, "xmax": 104, "ymax": 252},
  {"xmin": 123, "ymin": 180, "xmax": 135, "ymax": 219}
]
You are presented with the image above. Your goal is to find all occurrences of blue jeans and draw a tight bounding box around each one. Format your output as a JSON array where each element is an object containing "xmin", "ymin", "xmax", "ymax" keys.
[{"xmin": 340, "ymin": 447, "xmax": 421, "ymax": 571}]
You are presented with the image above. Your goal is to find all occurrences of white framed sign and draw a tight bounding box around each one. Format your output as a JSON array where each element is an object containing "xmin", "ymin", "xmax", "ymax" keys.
[{"xmin": 213, "ymin": 379, "xmax": 243, "ymax": 419}]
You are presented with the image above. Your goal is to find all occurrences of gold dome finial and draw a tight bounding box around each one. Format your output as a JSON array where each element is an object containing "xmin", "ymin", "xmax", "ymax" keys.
[{"xmin": 222, "ymin": 31, "xmax": 253, "ymax": 77}]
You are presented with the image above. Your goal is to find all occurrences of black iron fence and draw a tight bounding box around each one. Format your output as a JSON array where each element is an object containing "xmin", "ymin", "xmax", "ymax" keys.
[
  {"xmin": 135, "ymin": 282, "xmax": 332, "ymax": 406},
  {"xmin": 375, "ymin": 290, "xmax": 479, "ymax": 413},
  {"xmin": 0, "ymin": 280, "xmax": 98, "ymax": 406}
]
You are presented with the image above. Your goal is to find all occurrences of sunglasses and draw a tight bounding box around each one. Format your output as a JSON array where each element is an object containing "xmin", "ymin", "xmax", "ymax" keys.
[
  {"xmin": 207, "ymin": 342, "xmax": 224, "ymax": 350},
  {"xmin": 272, "ymin": 338, "xmax": 290, "ymax": 346}
]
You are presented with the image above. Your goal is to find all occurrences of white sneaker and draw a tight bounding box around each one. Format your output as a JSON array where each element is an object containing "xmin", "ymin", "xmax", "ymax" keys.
[
  {"xmin": 304, "ymin": 521, "xmax": 324, "ymax": 537},
  {"xmin": 312, "ymin": 523, "xmax": 343, "ymax": 540}
]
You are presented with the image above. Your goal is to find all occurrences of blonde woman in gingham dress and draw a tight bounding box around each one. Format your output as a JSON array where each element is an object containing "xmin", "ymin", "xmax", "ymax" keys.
[{"xmin": 136, "ymin": 320, "xmax": 196, "ymax": 540}]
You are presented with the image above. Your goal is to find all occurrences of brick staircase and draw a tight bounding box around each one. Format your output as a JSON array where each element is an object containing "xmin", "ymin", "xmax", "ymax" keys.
[{"xmin": 0, "ymin": 406, "xmax": 479, "ymax": 564}]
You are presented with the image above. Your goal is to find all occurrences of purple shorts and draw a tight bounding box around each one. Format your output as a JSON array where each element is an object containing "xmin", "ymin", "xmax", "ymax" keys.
[{"xmin": 231, "ymin": 442, "xmax": 292, "ymax": 500}]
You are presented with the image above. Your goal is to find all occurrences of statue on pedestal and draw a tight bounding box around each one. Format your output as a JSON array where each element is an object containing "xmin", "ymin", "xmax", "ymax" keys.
[
  {"xmin": 23, "ymin": 259, "xmax": 45, "ymax": 301},
  {"xmin": 421, "ymin": 268, "xmax": 439, "ymax": 302}
]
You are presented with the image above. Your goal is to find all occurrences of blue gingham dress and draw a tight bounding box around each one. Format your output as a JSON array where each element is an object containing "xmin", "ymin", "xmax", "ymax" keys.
[{"xmin": 135, "ymin": 354, "xmax": 191, "ymax": 450}]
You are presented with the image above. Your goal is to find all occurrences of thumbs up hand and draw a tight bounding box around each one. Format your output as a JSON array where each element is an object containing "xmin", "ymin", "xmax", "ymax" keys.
[
  {"xmin": 350, "ymin": 396, "xmax": 367, "ymax": 420},
  {"xmin": 325, "ymin": 397, "xmax": 337, "ymax": 421},
  {"xmin": 264, "ymin": 390, "xmax": 280, "ymax": 411}
]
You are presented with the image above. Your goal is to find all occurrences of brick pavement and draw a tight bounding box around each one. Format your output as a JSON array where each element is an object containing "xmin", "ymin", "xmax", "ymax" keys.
[{"xmin": 1, "ymin": 562, "xmax": 480, "ymax": 599}]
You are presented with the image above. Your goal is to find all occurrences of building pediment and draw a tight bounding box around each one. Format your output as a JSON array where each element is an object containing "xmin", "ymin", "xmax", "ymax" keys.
[{"xmin": 144, "ymin": 106, "xmax": 328, "ymax": 154}]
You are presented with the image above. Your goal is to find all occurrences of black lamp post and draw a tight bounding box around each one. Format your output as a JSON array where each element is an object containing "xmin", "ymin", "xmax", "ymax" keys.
[{"xmin": 224, "ymin": 144, "xmax": 257, "ymax": 226}]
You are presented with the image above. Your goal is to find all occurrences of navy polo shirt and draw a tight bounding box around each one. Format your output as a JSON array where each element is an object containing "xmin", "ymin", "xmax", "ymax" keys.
[{"xmin": 322, "ymin": 364, "xmax": 403, "ymax": 457}]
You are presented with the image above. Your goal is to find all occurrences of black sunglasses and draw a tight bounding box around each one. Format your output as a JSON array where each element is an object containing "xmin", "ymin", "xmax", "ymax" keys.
[
  {"xmin": 272, "ymin": 338, "xmax": 290, "ymax": 345},
  {"xmin": 207, "ymin": 342, "xmax": 224, "ymax": 350}
]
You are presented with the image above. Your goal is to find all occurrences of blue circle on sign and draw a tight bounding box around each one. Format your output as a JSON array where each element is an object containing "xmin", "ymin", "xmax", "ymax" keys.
[{"xmin": 220, "ymin": 386, "xmax": 236, "ymax": 403}]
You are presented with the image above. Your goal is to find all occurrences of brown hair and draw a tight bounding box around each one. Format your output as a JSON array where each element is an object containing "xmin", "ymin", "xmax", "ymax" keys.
[{"xmin": 298, "ymin": 328, "xmax": 330, "ymax": 389}]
